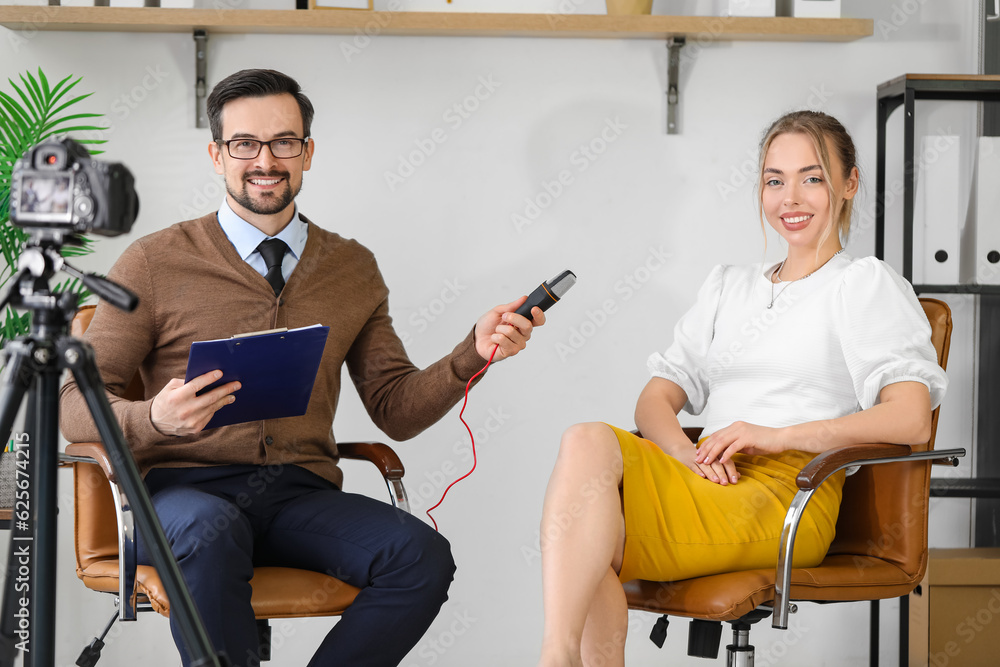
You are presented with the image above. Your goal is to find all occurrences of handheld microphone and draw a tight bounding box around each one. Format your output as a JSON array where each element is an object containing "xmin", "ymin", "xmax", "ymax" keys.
[
  {"xmin": 514, "ymin": 269, "xmax": 577, "ymax": 319},
  {"xmin": 426, "ymin": 269, "xmax": 577, "ymax": 532}
]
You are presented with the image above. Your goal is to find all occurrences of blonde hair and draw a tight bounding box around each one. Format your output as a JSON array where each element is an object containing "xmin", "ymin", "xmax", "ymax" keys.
[{"xmin": 756, "ymin": 110, "xmax": 859, "ymax": 246}]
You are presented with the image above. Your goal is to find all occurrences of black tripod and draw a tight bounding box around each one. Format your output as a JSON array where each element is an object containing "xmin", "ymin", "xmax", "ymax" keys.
[{"xmin": 0, "ymin": 234, "xmax": 228, "ymax": 667}]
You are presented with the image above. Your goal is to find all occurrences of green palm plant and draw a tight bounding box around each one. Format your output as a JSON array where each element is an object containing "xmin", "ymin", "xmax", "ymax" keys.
[{"xmin": 0, "ymin": 69, "xmax": 105, "ymax": 347}]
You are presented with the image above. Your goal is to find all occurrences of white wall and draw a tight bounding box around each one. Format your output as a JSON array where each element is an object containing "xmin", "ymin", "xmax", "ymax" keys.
[{"xmin": 0, "ymin": 0, "xmax": 984, "ymax": 665}]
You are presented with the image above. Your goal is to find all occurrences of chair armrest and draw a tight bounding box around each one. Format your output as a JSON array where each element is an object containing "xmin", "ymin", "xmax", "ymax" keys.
[
  {"xmin": 795, "ymin": 443, "xmax": 912, "ymax": 490},
  {"xmin": 67, "ymin": 440, "xmax": 410, "ymax": 483},
  {"xmin": 773, "ymin": 444, "xmax": 967, "ymax": 630},
  {"xmin": 632, "ymin": 427, "xmax": 704, "ymax": 444},
  {"xmin": 337, "ymin": 441, "xmax": 410, "ymax": 514},
  {"xmin": 64, "ymin": 441, "xmax": 139, "ymax": 621},
  {"xmin": 65, "ymin": 441, "xmax": 118, "ymax": 483},
  {"xmin": 338, "ymin": 441, "xmax": 405, "ymax": 480}
]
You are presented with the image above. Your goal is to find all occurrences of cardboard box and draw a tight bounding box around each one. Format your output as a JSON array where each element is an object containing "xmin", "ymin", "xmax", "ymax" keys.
[{"xmin": 909, "ymin": 548, "xmax": 1000, "ymax": 666}]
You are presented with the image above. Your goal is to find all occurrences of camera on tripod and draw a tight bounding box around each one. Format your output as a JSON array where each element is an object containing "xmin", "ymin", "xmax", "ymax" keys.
[{"xmin": 9, "ymin": 136, "xmax": 138, "ymax": 237}]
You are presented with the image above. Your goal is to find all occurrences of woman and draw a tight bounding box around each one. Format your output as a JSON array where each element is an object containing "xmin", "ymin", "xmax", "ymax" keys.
[{"xmin": 536, "ymin": 110, "xmax": 948, "ymax": 667}]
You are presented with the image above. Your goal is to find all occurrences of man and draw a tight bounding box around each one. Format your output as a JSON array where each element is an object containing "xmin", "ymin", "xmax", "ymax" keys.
[{"xmin": 59, "ymin": 68, "xmax": 543, "ymax": 667}]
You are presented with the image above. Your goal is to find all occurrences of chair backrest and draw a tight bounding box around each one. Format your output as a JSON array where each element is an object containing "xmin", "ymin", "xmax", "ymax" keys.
[
  {"xmin": 71, "ymin": 305, "xmax": 145, "ymax": 401},
  {"xmin": 73, "ymin": 456, "xmax": 120, "ymax": 575},
  {"xmin": 825, "ymin": 297, "xmax": 952, "ymax": 578},
  {"xmin": 70, "ymin": 305, "xmax": 139, "ymax": 574}
]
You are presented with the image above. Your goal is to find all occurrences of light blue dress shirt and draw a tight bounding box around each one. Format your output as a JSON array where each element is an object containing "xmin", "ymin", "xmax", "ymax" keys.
[{"xmin": 216, "ymin": 197, "xmax": 308, "ymax": 284}]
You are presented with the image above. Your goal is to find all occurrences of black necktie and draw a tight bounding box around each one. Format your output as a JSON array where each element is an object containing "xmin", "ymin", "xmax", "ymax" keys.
[{"xmin": 256, "ymin": 238, "xmax": 289, "ymax": 296}]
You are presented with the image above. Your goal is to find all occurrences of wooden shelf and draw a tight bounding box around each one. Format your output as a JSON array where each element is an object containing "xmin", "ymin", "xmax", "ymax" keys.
[{"xmin": 0, "ymin": 7, "xmax": 872, "ymax": 41}]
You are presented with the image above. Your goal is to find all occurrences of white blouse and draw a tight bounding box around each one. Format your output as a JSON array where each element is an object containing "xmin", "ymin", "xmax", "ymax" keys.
[{"xmin": 647, "ymin": 253, "xmax": 948, "ymax": 439}]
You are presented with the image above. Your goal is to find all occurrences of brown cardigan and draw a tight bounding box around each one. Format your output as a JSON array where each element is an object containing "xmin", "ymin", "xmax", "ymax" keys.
[{"xmin": 58, "ymin": 213, "xmax": 485, "ymax": 487}]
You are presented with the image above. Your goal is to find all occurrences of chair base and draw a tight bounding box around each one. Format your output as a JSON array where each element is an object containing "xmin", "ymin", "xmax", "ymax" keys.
[
  {"xmin": 726, "ymin": 626, "xmax": 754, "ymax": 667},
  {"xmin": 724, "ymin": 608, "xmax": 771, "ymax": 667},
  {"xmin": 651, "ymin": 608, "xmax": 773, "ymax": 663}
]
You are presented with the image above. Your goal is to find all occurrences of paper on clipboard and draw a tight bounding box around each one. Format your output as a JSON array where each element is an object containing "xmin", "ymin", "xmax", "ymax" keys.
[{"xmin": 184, "ymin": 324, "xmax": 329, "ymax": 429}]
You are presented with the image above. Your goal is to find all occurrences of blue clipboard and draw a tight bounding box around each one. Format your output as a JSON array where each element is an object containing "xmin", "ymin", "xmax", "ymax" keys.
[{"xmin": 184, "ymin": 324, "xmax": 329, "ymax": 429}]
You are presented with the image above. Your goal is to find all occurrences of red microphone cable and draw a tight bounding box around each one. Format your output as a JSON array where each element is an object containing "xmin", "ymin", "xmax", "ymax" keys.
[{"xmin": 426, "ymin": 343, "xmax": 499, "ymax": 531}]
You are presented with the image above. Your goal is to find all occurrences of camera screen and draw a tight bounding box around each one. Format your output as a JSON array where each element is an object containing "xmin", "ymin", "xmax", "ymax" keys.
[{"xmin": 17, "ymin": 173, "xmax": 73, "ymax": 223}]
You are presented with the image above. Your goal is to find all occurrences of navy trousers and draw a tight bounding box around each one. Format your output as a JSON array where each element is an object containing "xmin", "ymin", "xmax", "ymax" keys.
[{"xmin": 136, "ymin": 464, "xmax": 456, "ymax": 667}]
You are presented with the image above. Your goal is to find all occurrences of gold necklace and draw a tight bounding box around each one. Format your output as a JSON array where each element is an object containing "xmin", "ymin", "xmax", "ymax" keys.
[{"xmin": 768, "ymin": 249, "xmax": 844, "ymax": 309}]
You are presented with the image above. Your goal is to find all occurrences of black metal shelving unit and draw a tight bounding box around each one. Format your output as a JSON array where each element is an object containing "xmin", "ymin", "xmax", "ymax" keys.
[
  {"xmin": 874, "ymin": 73, "xmax": 1000, "ymax": 667},
  {"xmin": 875, "ymin": 72, "xmax": 1000, "ymax": 498},
  {"xmin": 875, "ymin": 74, "xmax": 1000, "ymax": 282}
]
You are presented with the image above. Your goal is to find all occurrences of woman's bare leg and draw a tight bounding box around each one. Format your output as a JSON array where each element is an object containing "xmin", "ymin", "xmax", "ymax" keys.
[
  {"xmin": 538, "ymin": 423, "xmax": 628, "ymax": 667},
  {"xmin": 580, "ymin": 567, "xmax": 628, "ymax": 667}
]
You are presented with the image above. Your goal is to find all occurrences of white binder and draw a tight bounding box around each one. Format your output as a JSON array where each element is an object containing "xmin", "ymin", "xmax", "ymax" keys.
[
  {"xmin": 969, "ymin": 137, "xmax": 1000, "ymax": 285},
  {"xmin": 913, "ymin": 135, "xmax": 961, "ymax": 285}
]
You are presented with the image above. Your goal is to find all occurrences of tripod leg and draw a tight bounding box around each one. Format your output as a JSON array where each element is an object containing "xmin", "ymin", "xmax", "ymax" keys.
[
  {"xmin": 0, "ymin": 342, "xmax": 34, "ymax": 667},
  {"xmin": 60, "ymin": 338, "xmax": 227, "ymax": 667},
  {"xmin": 0, "ymin": 425, "xmax": 31, "ymax": 667},
  {"xmin": 29, "ymin": 362, "xmax": 61, "ymax": 667},
  {"xmin": 0, "ymin": 340, "xmax": 33, "ymax": 457},
  {"xmin": 0, "ymin": 527, "xmax": 21, "ymax": 667}
]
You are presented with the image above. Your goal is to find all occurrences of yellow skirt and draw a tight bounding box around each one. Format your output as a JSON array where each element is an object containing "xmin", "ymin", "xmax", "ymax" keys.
[{"xmin": 611, "ymin": 425, "xmax": 845, "ymax": 584}]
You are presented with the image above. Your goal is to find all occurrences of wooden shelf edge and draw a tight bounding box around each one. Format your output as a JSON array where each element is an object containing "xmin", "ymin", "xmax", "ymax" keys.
[
  {"xmin": 0, "ymin": 7, "xmax": 873, "ymax": 40},
  {"xmin": 914, "ymin": 284, "xmax": 1000, "ymax": 294}
]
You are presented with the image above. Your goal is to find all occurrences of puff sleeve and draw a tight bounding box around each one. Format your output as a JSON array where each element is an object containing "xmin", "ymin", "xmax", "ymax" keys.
[
  {"xmin": 836, "ymin": 258, "xmax": 948, "ymax": 411},
  {"xmin": 646, "ymin": 264, "xmax": 726, "ymax": 415}
]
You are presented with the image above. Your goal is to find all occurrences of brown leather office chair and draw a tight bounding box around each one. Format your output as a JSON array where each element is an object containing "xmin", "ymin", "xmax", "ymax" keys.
[
  {"xmin": 623, "ymin": 297, "xmax": 966, "ymax": 666},
  {"xmin": 63, "ymin": 305, "xmax": 411, "ymax": 663}
]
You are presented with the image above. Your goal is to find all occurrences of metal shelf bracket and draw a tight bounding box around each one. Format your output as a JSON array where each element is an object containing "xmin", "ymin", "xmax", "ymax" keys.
[
  {"xmin": 666, "ymin": 36, "xmax": 685, "ymax": 134},
  {"xmin": 194, "ymin": 29, "xmax": 208, "ymax": 129}
]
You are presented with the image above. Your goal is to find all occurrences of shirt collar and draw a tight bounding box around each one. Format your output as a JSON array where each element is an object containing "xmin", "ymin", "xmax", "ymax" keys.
[{"xmin": 216, "ymin": 197, "xmax": 308, "ymax": 261}]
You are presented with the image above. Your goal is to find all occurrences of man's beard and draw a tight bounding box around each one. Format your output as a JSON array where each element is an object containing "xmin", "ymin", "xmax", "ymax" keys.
[{"xmin": 228, "ymin": 171, "xmax": 300, "ymax": 216}]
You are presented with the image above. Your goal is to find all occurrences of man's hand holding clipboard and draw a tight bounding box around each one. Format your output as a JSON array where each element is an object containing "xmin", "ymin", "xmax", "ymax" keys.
[{"xmin": 151, "ymin": 324, "xmax": 329, "ymax": 435}]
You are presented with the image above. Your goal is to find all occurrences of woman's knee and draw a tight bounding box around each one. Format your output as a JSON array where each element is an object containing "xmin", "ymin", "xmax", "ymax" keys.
[{"xmin": 558, "ymin": 422, "xmax": 622, "ymax": 466}]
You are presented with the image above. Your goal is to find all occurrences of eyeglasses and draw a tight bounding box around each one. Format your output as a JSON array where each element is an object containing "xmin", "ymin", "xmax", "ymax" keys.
[{"xmin": 218, "ymin": 137, "xmax": 308, "ymax": 160}]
